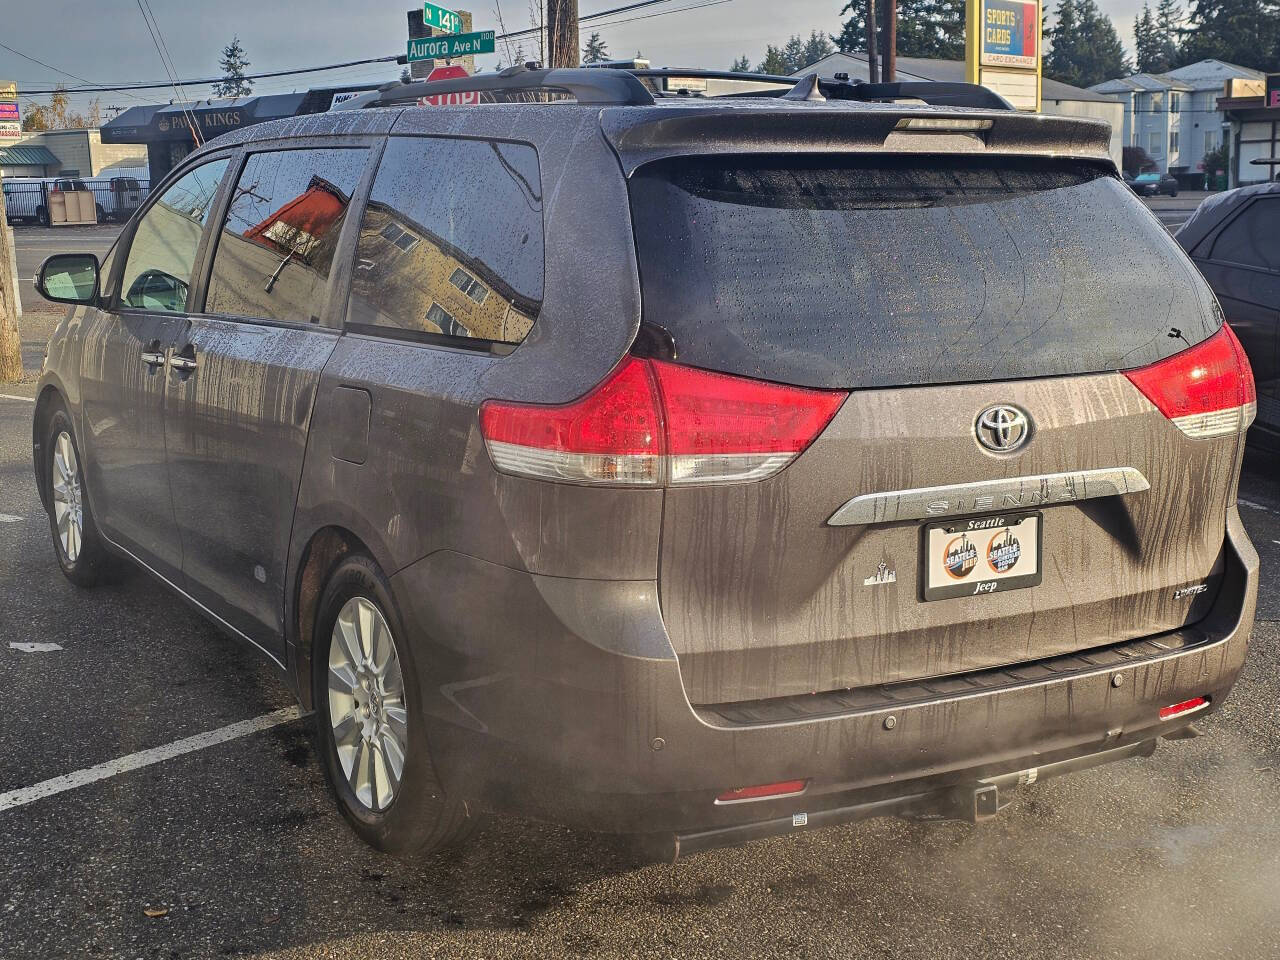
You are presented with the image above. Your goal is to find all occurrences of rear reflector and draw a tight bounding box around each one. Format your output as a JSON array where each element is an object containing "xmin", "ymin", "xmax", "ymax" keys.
[
  {"xmin": 1123, "ymin": 324, "xmax": 1256, "ymax": 439},
  {"xmin": 480, "ymin": 357, "xmax": 847, "ymax": 486},
  {"xmin": 1159, "ymin": 695, "xmax": 1210, "ymax": 720},
  {"xmin": 715, "ymin": 779, "xmax": 808, "ymax": 804}
]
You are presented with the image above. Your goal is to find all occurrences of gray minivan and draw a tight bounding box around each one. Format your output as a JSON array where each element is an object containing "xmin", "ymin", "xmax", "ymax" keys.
[{"xmin": 31, "ymin": 68, "xmax": 1259, "ymax": 860}]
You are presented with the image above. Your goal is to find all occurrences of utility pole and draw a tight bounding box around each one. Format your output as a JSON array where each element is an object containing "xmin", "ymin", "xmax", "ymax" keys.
[
  {"xmin": 866, "ymin": 0, "xmax": 879, "ymax": 83},
  {"xmin": 546, "ymin": 0, "xmax": 580, "ymax": 68},
  {"xmin": 883, "ymin": 0, "xmax": 897, "ymax": 82},
  {"xmin": 0, "ymin": 172, "xmax": 21, "ymax": 383}
]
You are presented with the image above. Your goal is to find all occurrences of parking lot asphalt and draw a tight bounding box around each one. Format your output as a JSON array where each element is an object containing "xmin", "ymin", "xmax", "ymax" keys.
[{"xmin": 3, "ymin": 214, "xmax": 1279, "ymax": 960}]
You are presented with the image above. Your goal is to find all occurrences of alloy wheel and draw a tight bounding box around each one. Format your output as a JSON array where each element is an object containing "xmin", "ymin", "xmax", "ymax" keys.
[
  {"xmin": 50, "ymin": 431, "xmax": 84, "ymax": 563},
  {"xmin": 327, "ymin": 596, "xmax": 409, "ymax": 813}
]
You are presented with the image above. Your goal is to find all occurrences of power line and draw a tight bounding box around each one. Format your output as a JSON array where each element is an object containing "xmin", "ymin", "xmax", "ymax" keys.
[{"xmin": 13, "ymin": 0, "xmax": 714, "ymax": 95}]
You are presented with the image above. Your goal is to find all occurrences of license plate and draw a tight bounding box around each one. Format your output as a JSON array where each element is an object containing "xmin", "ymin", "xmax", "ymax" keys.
[{"xmin": 921, "ymin": 512, "xmax": 1042, "ymax": 601}]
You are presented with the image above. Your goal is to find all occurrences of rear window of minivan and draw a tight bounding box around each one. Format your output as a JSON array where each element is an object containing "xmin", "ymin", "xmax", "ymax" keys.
[{"xmin": 628, "ymin": 155, "xmax": 1220, "ymax": 389}]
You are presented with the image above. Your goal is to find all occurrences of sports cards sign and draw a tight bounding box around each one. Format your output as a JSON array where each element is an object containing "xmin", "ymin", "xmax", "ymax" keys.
[{"xmin": 980, "ymin": 0, "xmax": 1038, "ymax": 68}]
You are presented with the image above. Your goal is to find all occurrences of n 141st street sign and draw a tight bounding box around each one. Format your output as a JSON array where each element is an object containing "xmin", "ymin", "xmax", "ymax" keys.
[
  {"xmin": 407, "ymin": 30, "xmax": 495, "ymax": 62},
  {"xmin": 423, "ymin": 1, "xmax": 463, "ymax": 33}
]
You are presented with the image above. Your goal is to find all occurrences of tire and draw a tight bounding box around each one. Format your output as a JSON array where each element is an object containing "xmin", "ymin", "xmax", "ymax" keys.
[
  {"xmin": 44, "ymin": 408, "xmax": 114, "ymax": 587},
  {"xmin": 1170, "ymin": 187, "xmax": 1178, "ymax": 197},
  {"xmin": 95, "ymin": 203, "xmax": 106, "ymax": 223},
  {"xmin": 36, "ymin": 206, "xmax": 48, "ymax": 226},
  {"xmin": 312, "ymin": 554, "xmax": 482, "ymax": 856}
]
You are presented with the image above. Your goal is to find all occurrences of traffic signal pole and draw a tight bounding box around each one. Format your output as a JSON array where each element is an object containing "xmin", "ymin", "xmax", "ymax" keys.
[{"xmin": 547, "ymin": 0, "xmax": 580, "ymax": 68}]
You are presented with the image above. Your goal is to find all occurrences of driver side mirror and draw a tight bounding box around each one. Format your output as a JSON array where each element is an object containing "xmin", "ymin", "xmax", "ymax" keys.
[{"xmin": 36, "ymin": 253, "xmax": 100, "ymax": 306}]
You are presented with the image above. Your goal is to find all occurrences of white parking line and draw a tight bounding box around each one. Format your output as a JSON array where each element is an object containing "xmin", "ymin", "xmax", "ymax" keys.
[
  {"xmin": 9, "ymin": 642, "xmax": 62, "ymax": 653},
  {"xmin": 0, "ymin": 394, "xmax": 34, "ymax": 404},
  {"xmin": 0, "ymin": 706, "xmax": 302, "ymax": 813}
]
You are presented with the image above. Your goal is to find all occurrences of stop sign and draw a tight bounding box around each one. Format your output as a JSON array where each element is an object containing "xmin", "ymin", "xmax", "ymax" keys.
[{"xmin": 418, "ymin": 65, "xmax": 480, "ymax": 106}]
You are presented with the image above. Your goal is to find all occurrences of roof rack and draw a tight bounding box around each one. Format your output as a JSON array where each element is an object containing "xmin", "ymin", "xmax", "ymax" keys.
[
  {"xmin": 333, "ymin": 63, "xmax": 656, "ymax": 109},
  {"xmin": 331, "ymin": 63, "xmax": 1014, "ymax": 112}
]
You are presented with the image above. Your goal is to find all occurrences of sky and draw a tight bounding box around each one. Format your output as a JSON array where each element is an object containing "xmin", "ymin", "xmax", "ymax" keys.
[{"xmin": 2, "ymin": 0, "xmax": 1148, "ymax": 117}]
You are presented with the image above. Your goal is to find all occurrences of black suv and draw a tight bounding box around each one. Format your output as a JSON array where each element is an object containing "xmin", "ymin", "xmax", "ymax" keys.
[{"xmin": 31, "ymin": 68, "xmax": 1258, "ymax": 860}]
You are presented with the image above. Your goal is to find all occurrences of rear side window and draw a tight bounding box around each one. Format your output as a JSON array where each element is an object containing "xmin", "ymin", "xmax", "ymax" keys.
[
  {"xmin": 1210, "ymin": 198, "xmax": 1280, "ymax": 271},
  {"xmin": 347, "ymin": 137, "xmax": 543, "ymax": 347},
  {"xmin": 629, "ymin": 155, "xmax": 1221, "ymax": 389},
  {"xmin": 205, "ymin": 148, "xmax": 368, "ymax": 325},
  {"xmin": 119, "ymin": 158, "xmax": 229, "ymax": 313}
]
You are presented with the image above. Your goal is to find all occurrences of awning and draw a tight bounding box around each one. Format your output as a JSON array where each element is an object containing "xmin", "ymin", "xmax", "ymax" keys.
[
  {"xmin": 0, "ymin": 145, "xmax": 59, "ymax": 167},
  {"xmin": 100, "ymin": 93, "xmax": 307, "ymax": 144}
]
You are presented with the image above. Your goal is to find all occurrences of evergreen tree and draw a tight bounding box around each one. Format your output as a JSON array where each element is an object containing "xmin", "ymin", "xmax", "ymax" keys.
[
  {"xmin": 757, "ymin": 44, "xmax": 791, "ymax": 74},
  {"xmin": 835, "ymin": 0, "xmax": 965, "ymax": 59},
  {"xmin": 1135, "ymin": 4, "xmax": 1160, "ymax": 71},
  {"xmin": 1153, "ymin": 0, "xmax": 1183, "ymax": 69},
  {"xmin": 213, "ymin": 37, "xmax": 252, "ymax": 98},
  {"xmin": 1176, "ymin": 0, "xmax": 1279, "ymax": 70},
  {"xmin": 582, "ymin": 32, "xmax": 609, "ymax": 63},
  {"xmin": 730, "ymin": 55, "xmax": 752, "ymax": 71},
  {"xmin": 1045, "ymin": 0, "xmax": 1130, "ymax": 86},
  {"xmin": 802, "ymin": 29, "xmax": 836, "ymax": 68},
  {"xmin": 782, "ymin": 35, "xmax": 808, "ymax": 72}
]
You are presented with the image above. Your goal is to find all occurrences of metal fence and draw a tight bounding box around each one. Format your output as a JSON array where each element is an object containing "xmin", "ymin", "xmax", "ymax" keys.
[{"xmin": 2, "ymin": 178, "xmax": 152, "ymax": 225}]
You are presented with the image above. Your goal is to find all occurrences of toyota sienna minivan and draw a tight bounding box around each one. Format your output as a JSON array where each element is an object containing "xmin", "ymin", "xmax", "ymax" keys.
[{"xmin": 31, "ymin": 67, "xmax": 1259, "ymax": 860}]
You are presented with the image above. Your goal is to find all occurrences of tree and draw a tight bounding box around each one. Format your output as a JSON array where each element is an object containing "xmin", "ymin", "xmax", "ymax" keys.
[
  {"xmin": 730, "ymin": 55, "xmax": 752, "ymax": 71},
  {"xmin": 757, "ymin": 44, "xmax": 791, "ymax": 74},
  {"xmin": 1045, "ymin": 0, "xmax": 1131, "ymax": 87},
  {"xmin": 782, "ymin": 35, "xmax": 808, "ymax": 72},
  {"xmin": 1176, "ymin": 0, "xmax": 1279, "ymax": 71},
  {"xmin": 213, "ymin": 37, "xmax": 252, "ymax": 98},
  {"xmin": 1154, "ymin": 0, "xmax": 1183, "ymax": 68},
  {"xmin": 1135, "ymin": 4, "xmax": 1159, "ymax": 71},
  {"xmin": 20, "ymin": 87, "xmax": 96, "ymax": 131},
  {"xmin": 802, "ymin": 29, "xmax": 836, "ymax": 67},
  {"xmin": 0, "ymin": 174, "xmax": 20, "ymax": 383},
  {"xmin": 582, "ymin": 31, "xmax": 609, "ymax": 63},
  {"xmin": 835, "ymin": 0, "xmax": 965, "ymax": 59}
]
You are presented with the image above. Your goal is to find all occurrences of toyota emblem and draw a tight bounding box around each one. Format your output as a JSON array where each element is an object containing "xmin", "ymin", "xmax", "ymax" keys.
[{"xmin": 976, "ymin": 405, "xmax": 1031, "ymax": 452}]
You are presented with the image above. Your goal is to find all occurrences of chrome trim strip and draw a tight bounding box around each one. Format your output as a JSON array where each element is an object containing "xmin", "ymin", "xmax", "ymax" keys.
[
  {"xmin": 827, "ymin": 467, "xmax": 1151, "ymax": 526},
  {"xmin": 102, "ymin": 534, "xmax": 287, "ymax": 670}
]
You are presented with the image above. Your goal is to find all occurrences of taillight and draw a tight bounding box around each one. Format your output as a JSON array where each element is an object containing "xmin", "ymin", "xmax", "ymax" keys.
[
  {"xmin": 1159, "ymin": 695, "xmax": 1210, "ymax": 720},
  {"xmin": 715, "ymin": 779, "xmax": 808, "ymax": 804},
  {"xmin": 1123, "ymin": 324, "xmax": 1256, "ymax": 438},
  {"xmin": 479, "ymin": 357, "xmax": 847, "ymax": 486}
]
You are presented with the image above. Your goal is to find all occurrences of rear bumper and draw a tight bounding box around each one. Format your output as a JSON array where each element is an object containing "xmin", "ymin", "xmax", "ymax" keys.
[{"xmin": 390, "ymin": 509, "xmax": 1258, "ymax": 847}]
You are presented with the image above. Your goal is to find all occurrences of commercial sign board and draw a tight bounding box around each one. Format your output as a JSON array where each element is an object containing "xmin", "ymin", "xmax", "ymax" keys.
[
  {"xmin": 966, "ymin": 0, "xmax": 1041, "ymax": 111},
  {"xmin": 407, "ymin": 30, "xmax": 495, "ymax": 62},
  {"xmin": 423, "ymin": 1, "xmax": 463, "ymax": 33},
  {"xmin": 979, "ymin": 0, "xmax": 1038, "ymax": 68},
  {"xmin": 1267, "ymin": 73, "xmax": 1280, "ymax": 108},
  {"xmin": 0, "ymin": 82, "xmax": 19, "ymax": 139}
]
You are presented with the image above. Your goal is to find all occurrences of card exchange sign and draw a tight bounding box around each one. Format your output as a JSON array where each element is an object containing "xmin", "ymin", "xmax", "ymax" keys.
[{"xmin": 980, "ymin": 0, "xmax": 1038, "ymax": 68}]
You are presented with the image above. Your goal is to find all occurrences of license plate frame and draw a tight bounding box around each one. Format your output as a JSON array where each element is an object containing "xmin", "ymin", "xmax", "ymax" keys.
[{"xmin": 921, "ymin": 511, "xmax": 1043, "ymax": 602}]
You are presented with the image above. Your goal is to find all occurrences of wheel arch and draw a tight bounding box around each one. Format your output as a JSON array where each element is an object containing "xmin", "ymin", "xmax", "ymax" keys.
[
  {"xmin": 32, "ymin": 384, "xmax": 68, "ymax": 511},
  {"xmin": 290, "ymin": 524, "xmax": 374, "ymax": 710}
]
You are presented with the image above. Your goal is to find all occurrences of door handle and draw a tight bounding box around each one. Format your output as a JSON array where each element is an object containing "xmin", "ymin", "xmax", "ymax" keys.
[
  {"xmin": 170, "ymin": 344, "xmax": 198, "ymax": 373},
  {"xmin": 141, "ymin": 339, "xmax": 166, "ymax": 367}
]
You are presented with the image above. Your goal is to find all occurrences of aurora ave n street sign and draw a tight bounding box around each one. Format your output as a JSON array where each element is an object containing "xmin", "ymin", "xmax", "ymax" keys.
[{"xmin": 407, "ymin": 30, "xmax": 496, "ymax": 61}]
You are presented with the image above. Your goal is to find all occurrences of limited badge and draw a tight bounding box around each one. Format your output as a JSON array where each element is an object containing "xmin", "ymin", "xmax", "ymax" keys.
[
  {"xmin": 944, "ymin": 533, "xmax": 978, "ymax": 579},
  {"xmin": 987, "ymin": 528, "xmax": 1021, "ymax": 574}
]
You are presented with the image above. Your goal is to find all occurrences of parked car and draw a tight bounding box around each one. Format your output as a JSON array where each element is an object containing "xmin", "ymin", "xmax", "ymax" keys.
[
  {"xmin": 31, "ymin": 67, "xmax": 1258, "ymax": 860},
  {"xmin": 2, "ymin": 177, "xmax": 48, "ymax": 224},
  {"xmin": 1177, "ymin": 182, "xmax": 1279, "ymax": 447},
  {"xmin": 92, "ymin": 175, "xmax": 146, "ymax": 222},
  {"xmin": 1124, "ymin": 169, "xmax": 1179, "ymax": 197}
]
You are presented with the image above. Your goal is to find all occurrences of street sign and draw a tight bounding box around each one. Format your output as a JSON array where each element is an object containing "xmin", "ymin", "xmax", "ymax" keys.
[
  {"xmin": 407, "ymin": 30, "xmax": 495, "ymax": 62},
  {"xmin": 418, "ymin": 65, "xmax": 480, "ymax": 106},
  {"xmin": 423, "ymin": 1, "xmax": 463, "ymax": 34}
]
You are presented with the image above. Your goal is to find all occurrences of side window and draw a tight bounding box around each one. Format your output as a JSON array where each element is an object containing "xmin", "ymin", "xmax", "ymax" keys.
[
  {"xmin": 205, "ymin": 148, "xmax": 368, "ymax": 325},
  {"xmin": 119, "ymin": 158, "xmax": 229, "ymax": 313},
  {"xmin": 1211, "ymin": 198, "xmax": 1280, "ymax": 272},
  {"xmin": 347, "ymin": 137, "xmax": 544, "ymax": 347}
]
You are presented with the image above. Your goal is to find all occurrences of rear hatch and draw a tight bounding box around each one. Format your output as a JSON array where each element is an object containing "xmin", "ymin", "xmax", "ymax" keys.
[{"xmin": 626, "ymin": 147, "xmax": 1252, "ymax": 707}]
